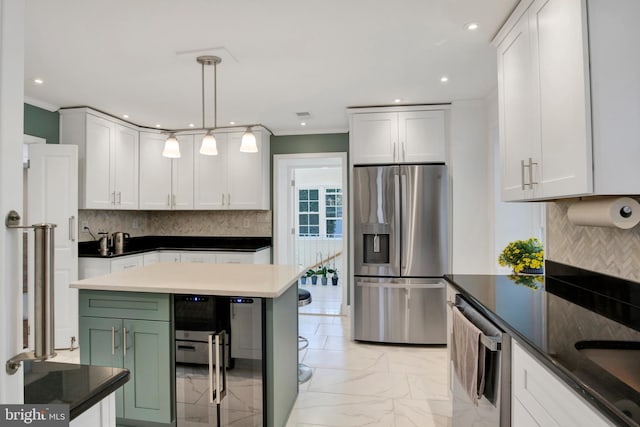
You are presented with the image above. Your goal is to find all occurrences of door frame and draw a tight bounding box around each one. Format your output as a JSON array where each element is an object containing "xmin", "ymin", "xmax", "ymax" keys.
[{"xmin": 273, "ymin": 153, "xmax": 348, "ymax": 313}]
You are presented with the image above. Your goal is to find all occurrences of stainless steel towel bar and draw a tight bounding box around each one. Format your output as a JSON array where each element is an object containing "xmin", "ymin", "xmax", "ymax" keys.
[{"xmin": 449, "ymin": 300, "xmax": 502, "ymax": 352}]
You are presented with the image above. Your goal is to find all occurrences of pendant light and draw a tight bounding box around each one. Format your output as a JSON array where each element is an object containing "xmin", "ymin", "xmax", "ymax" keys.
[
  {"xmin": 162, "ymin": 133, "xmax": 180, "ymax": 158},
  {"xmin": 161, "ymin": 55, "xmax": 273, "ymax": 158},
  {"xmin": 240, "ymin": 127, "xmax": 258, "ymax": 153},
  {"xmin": 198, "ymin": 56, "xmax": 220, "ymax": 156}
]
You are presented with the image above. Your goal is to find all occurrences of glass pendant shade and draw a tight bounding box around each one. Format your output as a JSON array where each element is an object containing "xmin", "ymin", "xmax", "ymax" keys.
[
  {"xmin": 239, "ymin": 128, "xmax": 258, "ymax": 153},
  {"xmin": 162, "ymin": 134, "xmax": 181, "ymax": 158},
  {"xmin": 200, "ymin": 131, "xmax": 218, "ymax": 155}
]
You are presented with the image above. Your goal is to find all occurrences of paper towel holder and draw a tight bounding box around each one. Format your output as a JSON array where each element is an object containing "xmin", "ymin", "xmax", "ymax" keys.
[{"xmin": 567, "ymin": 197, "xmax": 640, "ymax": 229}]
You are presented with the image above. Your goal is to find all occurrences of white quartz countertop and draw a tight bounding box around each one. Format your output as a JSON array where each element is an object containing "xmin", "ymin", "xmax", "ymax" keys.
[{"xmin": 70, "ymin": 263, "xmax": 303, "ymax": 298}]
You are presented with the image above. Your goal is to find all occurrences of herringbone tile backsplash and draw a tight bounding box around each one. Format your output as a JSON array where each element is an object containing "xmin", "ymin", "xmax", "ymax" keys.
[{"xmin": 547, "ymin": 200, "xmax": 640, "ymax": 282}]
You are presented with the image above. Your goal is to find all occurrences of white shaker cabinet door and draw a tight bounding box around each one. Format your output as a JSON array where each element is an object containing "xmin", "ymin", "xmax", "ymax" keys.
[
  {"xmin": 497, "ymin": 12, "xmax": 538, "ymax": 201},
  {"xmin": 532, "ymin": 0, "xmax": 592, "ymax": 198},
  {"xmin": 139, "ymin": 132, "xmax": 173, "ymax": 210},
  {"xmin": 399, "ymin": 110, "xmax": 446, "ymax": 163},
  {"xmin": 350, "ymin": 112, "xmax": 398, "ymax": 164},
  {"xmin": 113, "ymin": 124, "xmax": 139, "ymax": 210},
  {"xmin": 84, "ymin": 114, "xmax": 115, "ymax": 209},
  {"xmin": 172, "ymin": 135, "xmax": 194, "ymax": 210},
  {"xmin": 226, "ymin": 132, "xmax": 266, "ymax": 210},
  {"xmin": 194, "ymin": 133, "xmax": 227, "ymax": 210}
]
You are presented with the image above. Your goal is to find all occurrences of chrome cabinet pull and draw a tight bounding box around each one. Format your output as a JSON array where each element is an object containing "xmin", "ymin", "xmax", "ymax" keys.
[
  {"xmin": 208, "ymin": 332, "xmax": 227, "ymax": 404},
  {"xmin": 527, "ymin": 157, "xmax": 538, "ymax": 187},
  {"xmin": 221, "ymin": 193, "xmax": 225, "ymax": 206},
  {"xmin": 227, "ymin": 193, "xmax": 231, "ymax": 206},
  {"xmin": 402, "ymin": 141, "xmax": 406, "ymax": 161},
  {"xmin": 117, "ymin": 192, "xmax": 122, "ymax": 205},
  {"xmin": 172, "ymin": 194, "xmax": 176, "ymax": 208},
  {"xmin": 167, "ymin": 194, "xmax": 171, "ymax": 207},
  {"xmin": 393, "ymin": 142, "xmax": 397, "ymax": 162},
  {"xmin": 111, "ymin": 327, "xmax": 115, "ymax": 355},
  {"xmin": 112, "ymin": 192, "xmax": 116, "ymax": 205},
  {"xmin": 521, "ymin": 159, "xmax": 526, "ymax": 190},
  {"xmin": 123, "ymin": 327, "xmax": 128, "ymax": 356},
  {"xmin": 69, "ymin": 216, "xmax": 76, "ymax": 242}
]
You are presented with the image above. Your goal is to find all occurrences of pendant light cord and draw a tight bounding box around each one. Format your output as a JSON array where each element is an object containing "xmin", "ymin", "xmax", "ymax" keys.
[
  {"xmin": 213, "ymin": 61, "xmax": 218, "ymax": 128},
  {"xmin": 201, "ymin": 60, "xmax": 206, "ymax": 129}
]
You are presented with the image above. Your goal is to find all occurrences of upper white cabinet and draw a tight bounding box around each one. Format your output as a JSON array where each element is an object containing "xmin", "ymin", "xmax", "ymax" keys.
[
  {"xmin": 139, "ymin": 132, "xmax": 194, "ymax": 210},
  {"xmin": 61, "ymin": 108, "xmax": 139, "ymax": 209},
  {"xmin": 495, "ymin": 0, "xmax": 640, "ymax": 201},
  {"xmin": 348, "ymin": 107, "xmax": 447, "ymax": 165},
  {"xmin": 194, "ymin": 129, "xmax": 270, "ymax": 210}
]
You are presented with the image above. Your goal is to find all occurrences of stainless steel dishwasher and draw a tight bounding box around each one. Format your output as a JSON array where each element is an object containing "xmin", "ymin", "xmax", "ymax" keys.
[{"xmin": 451, "ymin": 295, "xmax": 511, "ymax": 427}]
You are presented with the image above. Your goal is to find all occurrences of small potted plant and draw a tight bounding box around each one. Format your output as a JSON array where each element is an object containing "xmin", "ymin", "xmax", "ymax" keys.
[
  {"xmin": 300, "ymin": 268, "xmax": 314, "ymax": 285},
  {"xmin": 316, "ymin": 265, "xmax": 328, "ymax": 286},
  {"xmin": 309, "ymin": 268, "xmax": 318, "ymax": 285},
  {"xmin": 498, "ymin": 237, "xmax": 544, "ymax": 274},
  {"xmin": 329, "ymin": 268, "xmax": 339, "ymax": 286}
]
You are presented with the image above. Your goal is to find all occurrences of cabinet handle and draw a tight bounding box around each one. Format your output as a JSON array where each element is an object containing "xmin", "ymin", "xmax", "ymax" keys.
[
  {"xmin": 221, "ymin": 193, "xmax": 225, "ymax": 206},
  {"xmin": 167, "ymin": 194, "xmax": 171, "ymax": 207},
  {"xmin": 123, "ymin": 327, "xmax": 128, "ymax": 356},
  {"xmin": 521, "ymin": 159, "xmax": 527, "ymax": 190},
  {"xmin": 393, "ymin": 142, "xmax": 397, "ymax": 162},
  {"xmin": 402, "ymin": 141, "xmax": 406, "ymax": 161},
  {"xmin": 227, "ymin": 193, "xmax": 231, "ymax": 206},
  {"xmin": 172, "ymin": 194, "xmax": 176, "ymax": 208},
  {"xmin": 208, "ymin": 332, "xmax": 226, "ymax": 404},
  {"xmin": 112, "ymin": 192, "xmax": 116, "ymax": 205},
  {"xmin": 117, "ymin": 192, "xmax": 122, "ymax": 205},
  {"xmin": 111, "ymin": 326, "xmax": 115, "ymax": 355},
  {"xmin": 527, "ymin": 158, "xmax": 538, "ymax": 187},
  {"xmin": 69, "ymin": 216, "xmax": 76, "ymax": 242}
]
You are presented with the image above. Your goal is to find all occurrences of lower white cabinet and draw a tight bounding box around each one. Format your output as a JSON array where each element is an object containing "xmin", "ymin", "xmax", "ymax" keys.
[
  {"xmin": 79, "ymin": 254, "xmax": 143, "ymax": 279},
  {"xmin": 70, "ymin": 392, "xmax": 116, "ymax": 427},
  {"xmin": 512, "ymin": 340, "xmax": 613, "ymax": 427},
  {"xmin": 180, "ymin": 251, "xmax": 216, "ymax": 263}
]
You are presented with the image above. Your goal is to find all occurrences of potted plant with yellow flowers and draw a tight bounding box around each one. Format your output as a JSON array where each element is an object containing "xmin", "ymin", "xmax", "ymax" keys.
[{"xmin": 498, "ymin": 237, "xmax": 545, "ymax": 274}]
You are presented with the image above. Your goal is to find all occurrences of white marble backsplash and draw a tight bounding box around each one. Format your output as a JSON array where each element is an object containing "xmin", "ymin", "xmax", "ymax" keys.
[{"xmin": 78, "ymin": 210, "xmax": 272, "ymax": 242}]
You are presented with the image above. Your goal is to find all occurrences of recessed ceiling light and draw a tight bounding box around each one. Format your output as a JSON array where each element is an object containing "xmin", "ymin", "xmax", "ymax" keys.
[
  {"xmin": 300, "ymin": 122, "xmax": 307, "ymax": 126},
  {"xmin": 394, "ymin": 99, "xmax": 402, "ymax": 103},
  {"xmin": 123, "ymin": 114, "xmax": 129, "ymax": 119},
  {"xmin": 155, "ymin": 124, "xmax": 161, "ymax": 128},
  {"xmin": 440, "ymin": 76, "xmax": 449, "ymax": 83},
  {"xmin": 33, "ymin": 78, "xmax": 43, "ymax": 85},
  {"xmin": 229, "ymin": 121, "xmax": 236, "ymax": 125},
  {"xmin": 188, "ymin": 123, "xmax": 195, "ymax": 128},
  {"xmin": 466, "ymin": 22, "xmax": 479, "ymax": 31}
]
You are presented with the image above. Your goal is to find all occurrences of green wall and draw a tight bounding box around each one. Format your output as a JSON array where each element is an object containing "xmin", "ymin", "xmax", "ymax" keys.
[
  {"xmin": 271, "ymin": 133, "xmax": 348, "ymax": 155},
  {"xmin": 24, "ymin": 103, "xmax": 59, "ymax": 144}
]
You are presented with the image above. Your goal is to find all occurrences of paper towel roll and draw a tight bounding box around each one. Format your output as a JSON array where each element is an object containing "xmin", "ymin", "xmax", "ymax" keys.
[{"xmin": 567, "ymin": 197, "xmax": 640, "ymax": 229}]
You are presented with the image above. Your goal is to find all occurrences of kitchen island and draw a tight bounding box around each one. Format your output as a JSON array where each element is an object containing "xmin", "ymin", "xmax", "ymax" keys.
[{"xmin": 71, "ymin": 262, "xmax": 301, "ymax": 427}]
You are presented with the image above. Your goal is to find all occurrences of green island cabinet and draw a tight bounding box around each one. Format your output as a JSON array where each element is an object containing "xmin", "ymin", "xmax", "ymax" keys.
[{"xmin": 79, "ymin": 290, "xmax": 173, "ymax": 425}]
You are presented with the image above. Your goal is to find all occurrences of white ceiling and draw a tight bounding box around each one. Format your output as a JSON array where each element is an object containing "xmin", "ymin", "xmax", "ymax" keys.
[{"xmin": 24, "ymin": 0, "xmax": 517, "ymax": 135}]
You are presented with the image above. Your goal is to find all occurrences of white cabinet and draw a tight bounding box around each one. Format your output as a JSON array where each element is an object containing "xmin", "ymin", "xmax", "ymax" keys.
[
  {"xmin": 194, "ymin": 130, "xmax": 271, "ymax": 210},
  {"xmin": 512, "ymin": 341, "xmax": 613, "ymax": 427},
  {"xmin": 70, "ymin": 393, "xmax": 116, "ymax": 427},
  {"xmin": 495, "ymin": 0, "xmax": 640, "ymax": 200},
  {"xmin": 180, "ymin": 251, "xmax": 216, "ymax": 263},
  {"xmin": 348, "ymin": 107, "xmax": 446, "ymax": 165},
  {"xmin": 79, "ymin": 254, "xmax": 143, "ymax": 279},
  {"xmin": 60, "ymin": 109, "xmax": 139, "ymax": 209},
  {"xmin": 157, "ymin": 251, "xmax": 181, "ymax": 263},
  {"xmin": 142, "ymin": 252, "xmax": 160, "ymax": 265},
  {"xmin": 139, "ymin": 132, "xmax": 194, "ymax": 210}
]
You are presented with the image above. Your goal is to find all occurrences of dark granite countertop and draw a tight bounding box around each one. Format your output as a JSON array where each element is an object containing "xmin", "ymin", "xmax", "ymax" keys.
[
  {"xmin": 445, "ymin": 260, "xmax": 640, "ymax": 427},
  {"xmin": 23, "ymin": 360, "xmax": 129, "ymax": 420},
  {"xmin": 79, "ymin": 236, "xmax": 272, "ymax": 258}
]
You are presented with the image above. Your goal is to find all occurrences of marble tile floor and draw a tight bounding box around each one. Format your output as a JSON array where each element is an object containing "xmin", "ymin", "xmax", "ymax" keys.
[
  {"xmin": 287, "ymin": 314, "xmax": 452, "ymax": 427},
  {"xmin": 298, "ymin": 281, "xmax": 343, "ymax": 316},
  {"xmin": 50, "ymin": 314, "xmax": 452, "ymax": 427}
]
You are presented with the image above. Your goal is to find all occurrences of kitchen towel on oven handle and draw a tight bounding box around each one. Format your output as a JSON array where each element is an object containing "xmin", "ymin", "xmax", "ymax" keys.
[{"xmin": 451, "ymin": 305, "xmax": 486, "ymax": 405}]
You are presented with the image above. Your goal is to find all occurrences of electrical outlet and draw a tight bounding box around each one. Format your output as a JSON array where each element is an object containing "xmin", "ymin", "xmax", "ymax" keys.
[{"xmin": 81, "ymin": 221, "xmax": 89, "ymax": 230}]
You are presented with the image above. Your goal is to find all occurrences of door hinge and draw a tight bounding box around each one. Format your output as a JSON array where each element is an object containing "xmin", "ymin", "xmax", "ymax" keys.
[
  {"xmin": 25, "ymin": 159, "xmax": 30, "ymax": 169},
  {"xmin": 291, "ymin": 179, "xmax": 295, "ymax": 187}
]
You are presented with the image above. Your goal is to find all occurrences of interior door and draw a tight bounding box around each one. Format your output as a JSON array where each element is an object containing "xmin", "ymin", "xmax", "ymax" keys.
[{"xmin": 27, "ymin": 144, "xmax": 78, "ymax": 349}]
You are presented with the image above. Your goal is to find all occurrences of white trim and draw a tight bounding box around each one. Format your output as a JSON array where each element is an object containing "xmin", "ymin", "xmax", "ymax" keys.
[
  {"xmin": 24, "ymin": 96, "xmax": 59, "ymax": 112},
  {"xmin": 346, "ymin": 104, "xmax": 451, "ymax": 115},
  {"xmin": 273, "ymin": 128, "xmax": 348, "ymax": 136},
  {"xmin": 23, "ymin": 134, "xmax": 46, "ymax": 144},
  {"xmin": 273, "ymin": 152, "xmax": 349, "ymax": 315}
]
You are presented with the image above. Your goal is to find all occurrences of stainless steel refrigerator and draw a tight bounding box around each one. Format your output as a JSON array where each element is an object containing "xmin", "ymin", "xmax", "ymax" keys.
[{"xmin": 353, "ymin": 164, "xmax": 448, "ymax": 344}]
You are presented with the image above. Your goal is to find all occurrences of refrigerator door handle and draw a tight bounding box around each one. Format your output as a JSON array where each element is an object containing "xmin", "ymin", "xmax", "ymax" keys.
[
  {"xmin": 400, "ymin": 172, "xmax": 408, "ymax": 273},
  {"xmin": 356, "ymin": 279, "xmax": 445, "ymax": 289},
  {"xmin": 394, "ymin": 172, "xmax": 401, "ymax": 273}
]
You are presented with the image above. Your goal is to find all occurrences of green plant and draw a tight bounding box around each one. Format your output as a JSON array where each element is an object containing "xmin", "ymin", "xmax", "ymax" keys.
[
  {"xmin": 305, "ymin": 269, "xmax": 315, "ymax": 278},
  {"xmin": 315, "ymin": 266, "xmax": 328, "ymax": 277},
  {"xmin": 327, "ymin": 267, "xmax": 338, "ymax": 277},
  {"xmin": 498, "ymin": 237, "xmax": 544, "ymax": 273}
]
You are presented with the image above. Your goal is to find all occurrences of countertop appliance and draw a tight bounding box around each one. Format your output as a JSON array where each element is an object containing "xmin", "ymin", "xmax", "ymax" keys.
[
  {"xmin": 174, "ymin": 295, "xmax": 264, "ymax": 426},
  {"xmin": 451, "ymin": 294, "xmax": 511, "ymax": 427},
  {"xmin": 353, "ymin": 164, "xmax": 448, "ymax": 344}
]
